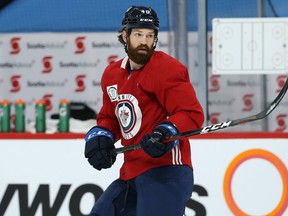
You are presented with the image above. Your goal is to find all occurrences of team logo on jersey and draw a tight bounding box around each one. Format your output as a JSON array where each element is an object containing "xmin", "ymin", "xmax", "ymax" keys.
[
  {"xmin": 115, "ymin": 94, "xmax": 142, "ymax": 139},
  {"xmin": 117, "ymin": 102, "xmax": 135, "ymax": 130},
  {"xmin": 106, "ymin": 84, "xmax": 118, "ymax": 101}
]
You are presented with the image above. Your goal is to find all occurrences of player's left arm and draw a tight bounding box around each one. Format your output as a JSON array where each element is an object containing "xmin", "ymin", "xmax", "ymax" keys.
[{"xmin": 155, "ymin": 63, "xmax": 204, "ymax": 132}]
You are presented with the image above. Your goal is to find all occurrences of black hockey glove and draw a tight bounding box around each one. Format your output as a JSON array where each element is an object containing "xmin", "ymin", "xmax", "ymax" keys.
[
  {"xmin": 140, "ymin": 122, "xmax": 179, "ymax": 158},
  {"xmin": 84, "ymin": 126, "xmax": 116, "ymax": 171}
]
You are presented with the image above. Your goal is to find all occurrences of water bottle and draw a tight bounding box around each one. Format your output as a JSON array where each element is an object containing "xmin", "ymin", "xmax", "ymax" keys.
[
  {"xmin": 15, "ymin": 99, "xmax": 26, "ymax": 132},
  {"xmin": 58, "ymin": 99, "xmax": 70, "ymax": 132},
  {"xmin": 0, "ymin": 99, "xmax": 11, "ymax": 132},
  {"xmin": 35, "ymin": 99, "xmax": 46, "ymax": 133}
]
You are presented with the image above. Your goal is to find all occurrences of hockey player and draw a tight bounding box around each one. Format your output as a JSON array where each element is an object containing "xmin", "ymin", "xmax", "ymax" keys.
[{"xmin": 84, "ymin": 5, "xmax": 204, "ymax": 216}]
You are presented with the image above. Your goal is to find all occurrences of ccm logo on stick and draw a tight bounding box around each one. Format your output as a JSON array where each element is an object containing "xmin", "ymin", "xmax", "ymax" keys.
[{"xmin": 201, "ymin": 121, "xmax": 232, "ymax": 133}]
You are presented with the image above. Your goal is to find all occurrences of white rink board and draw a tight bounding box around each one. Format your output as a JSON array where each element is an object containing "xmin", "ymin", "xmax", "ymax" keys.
[{"xmin": 0, "ymin": 138, "xmax": 287, "ymax": 216}]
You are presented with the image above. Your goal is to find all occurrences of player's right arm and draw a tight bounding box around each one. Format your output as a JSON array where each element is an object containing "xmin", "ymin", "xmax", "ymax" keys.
[
  {"xmin": 84, "ymin": 65, "xmax": 121, "ymax": 170},
  {"xmin": 96, "ymin": 66, "xmax": 121, "ymax": 141}
]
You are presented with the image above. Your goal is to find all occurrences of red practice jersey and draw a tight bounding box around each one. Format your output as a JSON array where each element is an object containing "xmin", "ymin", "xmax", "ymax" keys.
[{"xmin": 97, "ymin": 51, "xmax": 204, "ymax": 180}]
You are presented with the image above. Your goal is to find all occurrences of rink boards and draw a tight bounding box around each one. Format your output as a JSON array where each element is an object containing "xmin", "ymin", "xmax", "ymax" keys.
[{"xmin": 0, "ymin": 134, "xmax": 287, "ymax": 216}]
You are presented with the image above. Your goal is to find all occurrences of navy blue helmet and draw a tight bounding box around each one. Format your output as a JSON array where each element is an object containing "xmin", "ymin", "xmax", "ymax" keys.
[{"xmin": 121, "ymin": 6, "xmax": 160, "ymax": 33}]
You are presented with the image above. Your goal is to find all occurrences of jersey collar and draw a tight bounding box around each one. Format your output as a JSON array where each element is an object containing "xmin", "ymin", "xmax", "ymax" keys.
[{"xmin": 120, "ymin": 56, "xmax": 129, "ymax": 69}]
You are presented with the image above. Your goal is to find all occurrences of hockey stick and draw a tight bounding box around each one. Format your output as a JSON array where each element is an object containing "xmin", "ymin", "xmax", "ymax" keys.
[{"xmin": 112, "ymin": 78, "xmax": 288, "ymax": 155}]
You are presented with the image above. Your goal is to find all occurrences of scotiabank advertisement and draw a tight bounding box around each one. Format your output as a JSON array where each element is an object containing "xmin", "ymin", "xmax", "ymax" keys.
[
  {"xmin": 1, "ymin": 33, "xmax": 288, "ymax": 133},
  {"xmin": 0, "ymin": 136, "xmax": 287, "ymax": 216}
]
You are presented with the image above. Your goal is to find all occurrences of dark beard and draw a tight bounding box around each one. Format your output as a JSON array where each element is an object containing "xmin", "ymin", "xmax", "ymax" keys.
[{"xmin": 127, "ymin": 41, "xmax": 154, "ymax": 65}]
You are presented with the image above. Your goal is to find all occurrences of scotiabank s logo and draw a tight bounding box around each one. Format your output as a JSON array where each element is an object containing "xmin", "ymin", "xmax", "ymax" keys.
[
  {"xmin": 43, "ymin": 94, "xmax": 53, "ymax": 111},
  {"xmin": 10, "ymin": 75, "xmax": 21, "ymax": 92},
  {"xmin": 242, "ymin": 94, "xmax": 254, "ymax": 112},
  {"xmin": 209, "ymin": 75, "xmax": 221, "ymax": 92},
  {"xmin": 42, "ymin": 56, "xmax": 53, "ymax": 73},
  {"xmin": 108, "ymin": 55, "xmax": 118, "ymax": 64},
  {"xmin": 75, "ymin": 75, "xmax": 86, "ymax": 92},
  {"xmin": 10, "ymin": 37, "xmax": 21, "ymax": 54},
  {"xmin": 276, "ymin": 75, "xmax": 288, "ymax": 93},
  {"xmin": 75, "ymin": 36, "xmax": 86, "ymax": 54},
  {"xmin": 210, "ymin": 112, "xmax": 220, "ymax": 124},
  {"xmin": 275, "ymin": 114, "xmax": 287, "ymax": 132}
]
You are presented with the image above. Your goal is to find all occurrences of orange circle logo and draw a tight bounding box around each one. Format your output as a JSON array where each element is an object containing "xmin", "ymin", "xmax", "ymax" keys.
[{"xmin": 223, "ymin": 149, "xmax": 288, "ymax": 216}]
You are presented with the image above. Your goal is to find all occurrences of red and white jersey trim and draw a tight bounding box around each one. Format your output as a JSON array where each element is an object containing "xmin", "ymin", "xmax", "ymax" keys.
[
  {"xmin": 120, "ymin": 56, "xmax": 129, "ymax": 69},
  {"xmin": 172, "ymin": 146, "xmax": 183, "ymax": 165}
]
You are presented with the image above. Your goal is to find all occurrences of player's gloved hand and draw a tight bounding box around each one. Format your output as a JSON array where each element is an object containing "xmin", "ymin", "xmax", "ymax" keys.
[
  {"xmin": 140, "ymin": 122, "xmax": 179, "ymax": 158},
  {"xmin": 84, "ymin": 126, "xmax": 116, "ymax": 171}
]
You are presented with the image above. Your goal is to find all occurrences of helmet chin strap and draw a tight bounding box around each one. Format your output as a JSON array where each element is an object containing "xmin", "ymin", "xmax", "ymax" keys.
[
  {"xmin": 153, "ymin": 37, "xmax": 158, "ymax": 49},
  {"xmin": 124, "ymin": 30, "xmax": 130, "ymax": 53},
  {"xmin": 124, "ymin": 43, "xmax": 128, "ymax": 53}
]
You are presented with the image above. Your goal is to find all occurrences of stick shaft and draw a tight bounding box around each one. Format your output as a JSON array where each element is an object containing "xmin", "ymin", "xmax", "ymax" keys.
[{"xmin": 112, "ymin": 78, "xmax": 288, "ymax": 155}]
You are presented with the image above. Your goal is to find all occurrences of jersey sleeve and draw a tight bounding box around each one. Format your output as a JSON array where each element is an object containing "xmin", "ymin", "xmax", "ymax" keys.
[
  {"xmin": 153, "ymin": 59, "xmax": 204, "ymax": 133},
  {"xmin": 96, "ymin": 68, "xmax": 121, "ymax": 142}
]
